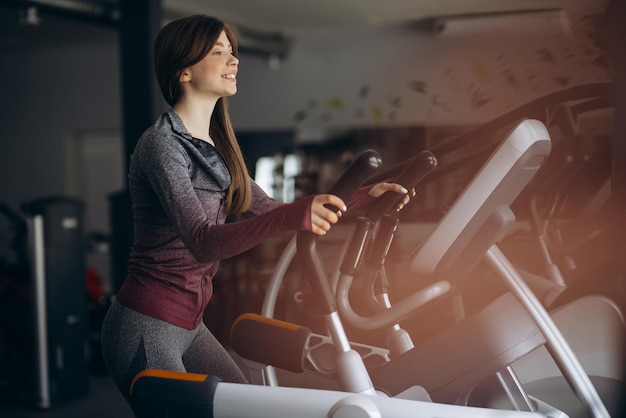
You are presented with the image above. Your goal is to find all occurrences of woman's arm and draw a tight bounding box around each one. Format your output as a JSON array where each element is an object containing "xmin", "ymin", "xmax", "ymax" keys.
[{"xmin": 136, "ymin": 138, "xmax": 344, "ymax": 263}]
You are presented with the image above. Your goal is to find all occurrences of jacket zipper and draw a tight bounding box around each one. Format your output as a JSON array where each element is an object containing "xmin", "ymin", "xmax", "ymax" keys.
[{"xmin": 194, "ymin": 192, "xmax": 225, "ymax": 327}]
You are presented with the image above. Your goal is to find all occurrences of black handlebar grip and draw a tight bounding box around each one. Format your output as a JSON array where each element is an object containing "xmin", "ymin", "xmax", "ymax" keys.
[
  {"xmin": 325, "ymin": 149, "xmax": 383, "ymax": 210},
  {"xmin": 365, "ymin": 150, "xmax": 438, "ymax": 221},
  {"xmin": 297, "ymin": 149, "xmax": 382, "ymax": 314}
]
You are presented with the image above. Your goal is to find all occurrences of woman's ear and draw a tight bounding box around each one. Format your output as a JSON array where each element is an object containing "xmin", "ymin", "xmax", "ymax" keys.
[{"xmin": 179, "ymin": 69, "xmax": 191, "ymax": 83}]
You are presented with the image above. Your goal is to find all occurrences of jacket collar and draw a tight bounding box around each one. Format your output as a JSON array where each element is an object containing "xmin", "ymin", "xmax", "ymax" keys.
[{"xmin": 166, "ymin": 108, "xmax": 194, "ymax": 140}]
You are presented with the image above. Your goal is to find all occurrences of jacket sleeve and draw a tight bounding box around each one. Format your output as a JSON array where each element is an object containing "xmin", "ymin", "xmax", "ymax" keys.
[{"xmin": 185, "ymin": 181, "xmax": 376, "ymax": 263}]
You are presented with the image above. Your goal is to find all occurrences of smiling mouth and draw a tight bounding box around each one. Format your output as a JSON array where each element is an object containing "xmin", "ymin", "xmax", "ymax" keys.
[{"xmin": 222, "ymin": 74, "xmax": 236, "ymax": 80}]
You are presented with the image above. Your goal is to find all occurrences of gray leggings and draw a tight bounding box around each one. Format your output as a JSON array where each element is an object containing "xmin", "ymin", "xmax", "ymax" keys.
[{"xmin": 100, "ymin": 300, "xmax": 248, "ymax": 404}]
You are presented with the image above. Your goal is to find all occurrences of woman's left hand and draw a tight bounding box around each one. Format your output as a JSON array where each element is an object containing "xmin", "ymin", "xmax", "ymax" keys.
[{"xmin": 368, "ymin": 182, "xmax": 416, "ymax": 212}]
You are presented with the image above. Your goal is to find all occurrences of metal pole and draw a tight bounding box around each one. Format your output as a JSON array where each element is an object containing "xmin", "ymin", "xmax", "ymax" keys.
[
  {"xmin": 31, "ymin": 215, "xmax": 50, "ymax": 409},
  {"xmin": 485, "ymin": 245, "xmax": 609, "ymax": 418}
]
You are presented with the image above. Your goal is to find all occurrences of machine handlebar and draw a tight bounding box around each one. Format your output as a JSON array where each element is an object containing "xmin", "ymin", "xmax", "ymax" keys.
[
  {"xmin": 297, "ymin": 149, "xmax": 382, "ymax": 314},
  {"xmin": 365, "ymin": 150, "xmax": 437, "ymax": 221}
]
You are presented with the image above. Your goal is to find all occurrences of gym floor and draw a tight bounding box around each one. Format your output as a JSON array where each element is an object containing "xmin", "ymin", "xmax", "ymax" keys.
[
  {"xmin": 0, "ymin": 350, "xmax": 339, "ymax": 418},
  {"xmin": 0, "ymin": 373, "xmax": 133, "ymax": 418}
]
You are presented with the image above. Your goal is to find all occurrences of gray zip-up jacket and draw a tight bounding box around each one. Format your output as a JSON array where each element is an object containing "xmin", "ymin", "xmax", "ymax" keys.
[{"xmin": 116, "ymin": 109, "xmax": 373, "ymax": 329}]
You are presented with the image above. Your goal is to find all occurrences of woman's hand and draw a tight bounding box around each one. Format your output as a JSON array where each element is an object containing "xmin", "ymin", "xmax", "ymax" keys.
[
  {"xmin": 368, "ymin": 182, "xmax": 416, "ymax": 212},
  {"xmin": 310, "ymin": 194, "xmax": 346, "ymax": 236}
]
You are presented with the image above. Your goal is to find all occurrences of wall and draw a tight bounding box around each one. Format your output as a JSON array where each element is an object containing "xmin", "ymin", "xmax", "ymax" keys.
[
  {"xmin": 230, "ymin": 9, "xmax": 612, "ymax": 136},
  {"xmin": 0, "ymin": 41, "xmax": 121, "ymax": 211}
]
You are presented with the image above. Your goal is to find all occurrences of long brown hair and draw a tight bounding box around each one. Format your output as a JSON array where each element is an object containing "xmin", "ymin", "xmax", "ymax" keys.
[{"xmin": 154, "ymin": 15, "xmax": 252, "ymax": 214}]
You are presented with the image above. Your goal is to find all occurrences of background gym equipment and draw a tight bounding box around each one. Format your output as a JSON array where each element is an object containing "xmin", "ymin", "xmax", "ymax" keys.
[{"xmin": 22, "ymin": 196, "xmax": 90, "ymax": 409}]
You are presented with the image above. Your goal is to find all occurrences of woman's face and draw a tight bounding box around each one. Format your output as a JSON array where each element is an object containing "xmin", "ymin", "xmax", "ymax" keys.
[{"xmin": 182, "ymin": 30, "xmax": 239, "ymax": 101}]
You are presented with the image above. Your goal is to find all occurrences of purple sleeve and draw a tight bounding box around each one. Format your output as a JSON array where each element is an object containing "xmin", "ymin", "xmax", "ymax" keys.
[
  {"xmin": 207, "ymin": 183, "xmax": 375, "ymax": 262},
  {"xmin": 192, "ymin": 195, "xmax": 314, "ymax": 262},
  {"xmin": 192, "ymin": 178, "xmax": 385, "ymax": 262}
]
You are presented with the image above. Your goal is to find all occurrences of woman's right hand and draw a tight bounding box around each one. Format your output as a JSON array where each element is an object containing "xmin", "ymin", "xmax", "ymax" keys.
[{"xmin": 310, "ymin": 194, "xmax": 347, "ymax": 236}]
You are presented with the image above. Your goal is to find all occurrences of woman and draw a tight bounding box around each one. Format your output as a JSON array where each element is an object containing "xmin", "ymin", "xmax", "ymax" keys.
[{"xmin": 101, "ymin": 14, "xmax": 412, "ymax": 406}]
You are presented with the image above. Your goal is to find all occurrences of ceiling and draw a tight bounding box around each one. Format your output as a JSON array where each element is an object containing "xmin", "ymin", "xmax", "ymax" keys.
[
  {"xmin": 163, "ymin": 0, "xmax": 575, "ymax": 33},
  {"xmin": 0, "ymin": 0, "xmax": 609, "ymax": 51}
]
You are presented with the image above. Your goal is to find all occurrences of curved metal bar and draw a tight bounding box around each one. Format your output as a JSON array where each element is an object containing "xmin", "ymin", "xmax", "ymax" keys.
[{"xmin": 335, "ymin": 274, "xmax": 451, "ymax": 331}]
